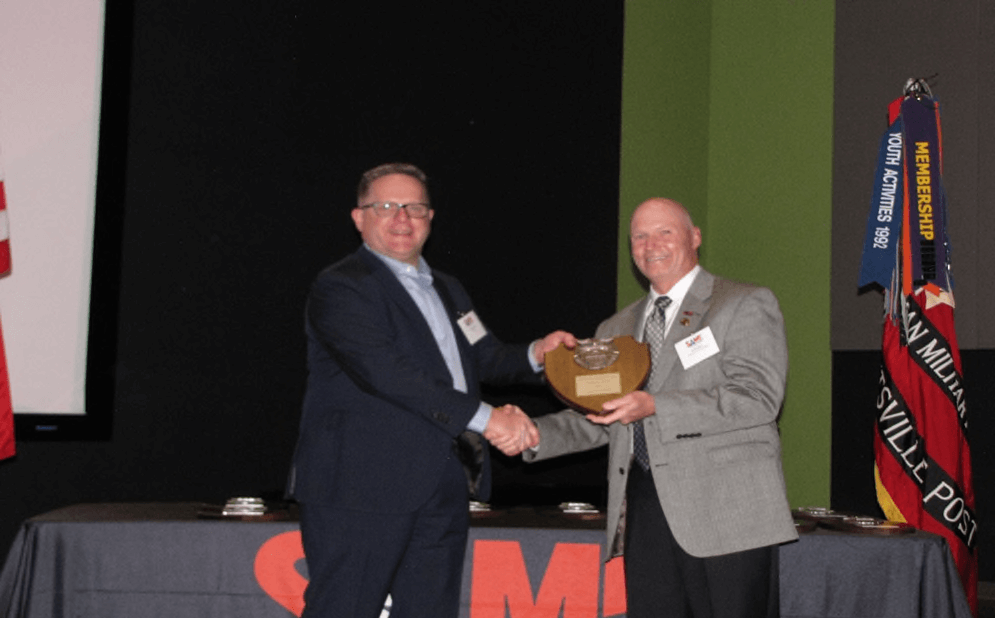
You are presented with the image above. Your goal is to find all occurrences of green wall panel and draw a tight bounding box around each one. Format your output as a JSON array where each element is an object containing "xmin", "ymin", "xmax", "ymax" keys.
[
  {"xmin": 620, "ymin": 0, "xmax": 835, "ymax": 507},
  {"xmin": 618, "ymin": 0, "xmax": 712, "ymax": 306}
]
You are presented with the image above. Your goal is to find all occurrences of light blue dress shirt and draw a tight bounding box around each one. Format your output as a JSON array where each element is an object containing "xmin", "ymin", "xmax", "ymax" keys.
[{"xmin": 366, "ymin": 246, "xmax": 494, "ymax": 433}]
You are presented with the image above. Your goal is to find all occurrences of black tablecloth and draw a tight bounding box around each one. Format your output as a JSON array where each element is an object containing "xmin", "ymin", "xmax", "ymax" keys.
[{"xmin": 0, "ymin": 503, "xmax": 972, "ymax": 618}]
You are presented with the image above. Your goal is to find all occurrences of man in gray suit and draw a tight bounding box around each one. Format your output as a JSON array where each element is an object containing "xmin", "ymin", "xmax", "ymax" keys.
[{"xmin": 524, "ymin": 198, "xmax": 797, "ymax": 617}]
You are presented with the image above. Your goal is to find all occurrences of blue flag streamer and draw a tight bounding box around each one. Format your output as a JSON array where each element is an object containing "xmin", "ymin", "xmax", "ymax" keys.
[
  {"xmin": 900, "ymin": 96, "xmax": 950, "ymax": 290},
  {"xmin": 858, "ymin": 117, "xmax": 904, "ymax": 289}
]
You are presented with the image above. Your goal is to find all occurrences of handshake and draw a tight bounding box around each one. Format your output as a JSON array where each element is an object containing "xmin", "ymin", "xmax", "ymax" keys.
[
  {"xmin": 483, "ymin": 404, "xmax": 539, "ymax": 457},
  {"xmin": 481, "ymin": 329, "xmax": 577, "ymax": 457}
]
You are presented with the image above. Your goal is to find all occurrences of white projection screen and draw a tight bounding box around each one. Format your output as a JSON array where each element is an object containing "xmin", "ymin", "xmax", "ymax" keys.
[{"xmin": 0, "ymin": 0, "xmax": 110, "ymax": 434}]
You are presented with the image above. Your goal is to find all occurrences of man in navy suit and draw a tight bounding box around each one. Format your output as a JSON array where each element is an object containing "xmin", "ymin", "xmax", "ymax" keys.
[{"xmin": 289, "ymin": 162, "xmax": 574, "ymax": 618}]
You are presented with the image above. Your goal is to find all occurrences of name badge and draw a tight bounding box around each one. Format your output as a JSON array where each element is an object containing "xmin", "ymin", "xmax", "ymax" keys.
[
  {"xmin": 675, "ymin": 326, "xmax": 719, "ymax": 369},
  {"xmin": 457, "ymin": 310, "xmax": 487, "ymax": 345}
]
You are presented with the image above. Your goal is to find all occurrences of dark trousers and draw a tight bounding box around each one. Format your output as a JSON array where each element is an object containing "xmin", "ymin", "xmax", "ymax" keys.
[
  {"xmin": 623, "ymin": 464, "xmax": 779, "ymax": 618},
  {"xmin": 299, "ymin": 456, "xmax": 470, "ymax": 618}
]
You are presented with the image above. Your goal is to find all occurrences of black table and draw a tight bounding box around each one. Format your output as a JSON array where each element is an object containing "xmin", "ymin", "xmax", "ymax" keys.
[{"xmin": 0, "ymin": 503, "xmax": 972, "ymax": 618}]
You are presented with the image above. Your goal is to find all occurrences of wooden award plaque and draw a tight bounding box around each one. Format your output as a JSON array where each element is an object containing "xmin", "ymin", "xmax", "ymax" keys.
[{"xmin": 543, "ymin": 336, "xmax": 650, "ymax": 415}]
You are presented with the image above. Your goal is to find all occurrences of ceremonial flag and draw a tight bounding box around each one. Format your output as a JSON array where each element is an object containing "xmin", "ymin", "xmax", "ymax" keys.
[
  {"xmin": 860, "ymin": 80, "xmax": 976, "ymax": 614},
  {"xmin": 0, "ymin": 155, "xmax": 9, "ymax": 276},
  {"xmin": 0, "ymin": 151, "xmax": 14, "ymax": 462}
]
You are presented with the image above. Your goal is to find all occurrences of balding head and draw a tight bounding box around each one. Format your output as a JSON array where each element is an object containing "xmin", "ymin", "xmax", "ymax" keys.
[{"xmin": 629, "ymin": 198, "xmax": 701, "ymax": 294}]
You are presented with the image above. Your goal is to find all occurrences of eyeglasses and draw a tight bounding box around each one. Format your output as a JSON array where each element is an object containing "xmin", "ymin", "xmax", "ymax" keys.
[{"xmin": 359, "ymin": 201, "xmax": 432, "ymax": 219}]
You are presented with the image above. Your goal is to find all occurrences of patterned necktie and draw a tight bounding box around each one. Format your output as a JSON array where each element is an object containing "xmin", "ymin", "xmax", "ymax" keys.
[{"xmin": 633, "ymin": 295, "xmax": 671, "ymax": 471}]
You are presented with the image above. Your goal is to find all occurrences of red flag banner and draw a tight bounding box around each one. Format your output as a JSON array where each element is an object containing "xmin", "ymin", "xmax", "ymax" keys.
[
  {"xmin": 865, "ymin": 80, "xmax": 976, "ymax": 614},
  {"xmin": 0, "ymin": 154, "xmax": 14, "ymax": 462},
  {"xmin": 0, "ymin": 156, "xmax": 9, "ymax": 273},
  {"xmin": 0, "ymin": 316, "xmax": 14, "ymax": 462}
]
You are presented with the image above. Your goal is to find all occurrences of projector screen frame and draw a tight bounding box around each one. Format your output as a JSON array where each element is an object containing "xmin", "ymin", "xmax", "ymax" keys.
[{"xmin": 14, "ymin": 0, "xmax": 132, "ymax": 441}]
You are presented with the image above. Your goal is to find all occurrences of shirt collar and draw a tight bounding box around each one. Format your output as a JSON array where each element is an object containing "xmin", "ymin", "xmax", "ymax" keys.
[
  {"xmin": 364, "ymin": 244, "xmax": 434, "ymax": 287},
  {"xmin": 646, "ymin": 264, "xmax": 701, "ymax": 316}
]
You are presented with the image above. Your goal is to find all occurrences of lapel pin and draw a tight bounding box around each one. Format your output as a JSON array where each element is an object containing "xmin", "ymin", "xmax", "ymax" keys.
[{"xmin": 680, "ymin": 317, "xmax": 690, "ymax": 326}]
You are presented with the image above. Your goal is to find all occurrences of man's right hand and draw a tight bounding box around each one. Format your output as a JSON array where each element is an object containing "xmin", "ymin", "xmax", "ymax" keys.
[{"xmin": 483, "ymin": 404, "xmax": 539, "ymax": 456}]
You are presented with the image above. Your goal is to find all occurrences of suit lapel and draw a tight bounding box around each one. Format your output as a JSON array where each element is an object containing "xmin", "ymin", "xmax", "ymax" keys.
[
  {"xmin": 431, "ymin": 276, "xmax": 477, "ymax": 387},
  {"xmin": 431, "ymin": 274, "xmax": 488, "ymax": 499},
  {"xmin": 648, "ymin": 269, "xmax": 715, "ymax": 389},
  {"xmin": 358, "ymin": 247, "xmax": 452, "ymax": 382},
  {"xmin": 632, "ymin": 297, "xmax": 651, "ymax": 342},
  {"xmin": 666, "ymin": 270, "xmax": 714, "ymax": 344}
]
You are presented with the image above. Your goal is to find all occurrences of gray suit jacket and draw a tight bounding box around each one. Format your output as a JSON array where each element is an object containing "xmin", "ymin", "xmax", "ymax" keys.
[{"xmin": 527, "ymin": 269, "xmax": 798, "ymax": 558}]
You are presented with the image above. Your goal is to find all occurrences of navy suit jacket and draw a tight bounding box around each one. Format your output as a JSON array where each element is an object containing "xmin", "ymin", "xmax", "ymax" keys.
[{"xmin": 289, "ymin": 246, "xmax": 536, "ymax": 512}]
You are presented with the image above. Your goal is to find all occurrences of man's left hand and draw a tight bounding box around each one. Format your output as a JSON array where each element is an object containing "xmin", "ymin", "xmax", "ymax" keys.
[{"xmin": 586, "ymin": 391, "xmax": 656, "ymax": 425}]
